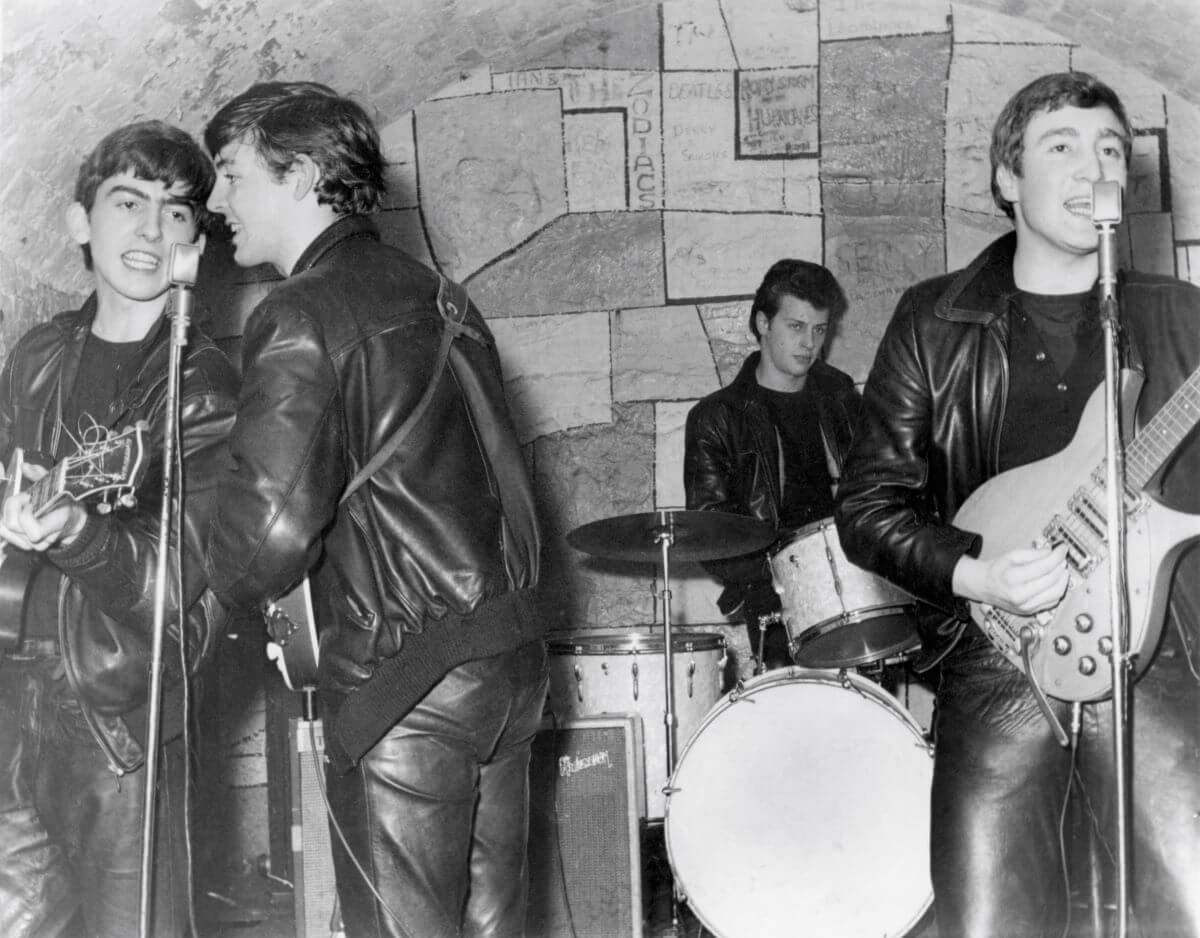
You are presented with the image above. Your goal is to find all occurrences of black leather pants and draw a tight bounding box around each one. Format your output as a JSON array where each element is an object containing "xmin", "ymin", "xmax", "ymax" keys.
[
  {"xmin": 325, "ymin": 640, "xmax": 549, "ymax": 938},
  {"xmin": 930, "ymin": 624, "xmax": 1200, "ymax": 938},
  {"xmin": 0, "ymin": 655, "xmax": 190, "ymax": 938}
]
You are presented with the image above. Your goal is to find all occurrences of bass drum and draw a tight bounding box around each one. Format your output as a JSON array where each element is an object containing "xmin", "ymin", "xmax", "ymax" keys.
[{"xmin": 665, "ymin": 669, "xmax": 933, "ymax": 938}]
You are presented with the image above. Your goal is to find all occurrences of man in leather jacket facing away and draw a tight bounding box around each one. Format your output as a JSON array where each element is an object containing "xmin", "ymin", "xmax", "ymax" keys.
[
  {"xmin": 0, "ymin": 122, "xmax": 238, "ymax": 937},
  {"xmin": 684, "ymin": 259, "xmax": 861, "ymax": 671},
  {"xmin": 203, "ymin": 82, "xmax": 547, "ymax": 938},
  {"xmin": 836, "ymin": 72, "xmax": 1200, "ymax": 938}
]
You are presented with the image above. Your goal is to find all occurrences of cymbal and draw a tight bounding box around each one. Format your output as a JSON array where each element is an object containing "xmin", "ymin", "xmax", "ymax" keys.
[{"xmin": 567, "ymin": 509, "xmax": 774, "ymax": 562}]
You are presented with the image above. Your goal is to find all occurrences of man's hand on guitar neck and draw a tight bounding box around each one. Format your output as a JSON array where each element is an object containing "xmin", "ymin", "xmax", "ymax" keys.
[
  {"xmin": 0, "ymin": 464, "xmax": 89, "ymax": 553},
  {"xmin": 952, "ymin": 543, "xmax": 1070, "ymax": 616}
]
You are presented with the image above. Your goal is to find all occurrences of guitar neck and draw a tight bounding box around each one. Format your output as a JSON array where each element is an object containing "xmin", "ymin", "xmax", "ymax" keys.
[{"xmin": 1126, "ymin": 365, "xmax": 1200, "ymax": 490}]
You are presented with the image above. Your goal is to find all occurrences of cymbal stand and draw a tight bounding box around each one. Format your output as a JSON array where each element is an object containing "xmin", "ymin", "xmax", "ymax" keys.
[{"xmin": 654, "ymin": 509, "xmax": 679, "ymax": 781}]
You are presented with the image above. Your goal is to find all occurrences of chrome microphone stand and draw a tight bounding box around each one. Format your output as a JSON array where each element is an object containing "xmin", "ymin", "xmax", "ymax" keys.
[
  {"xmin": 138, "ymin": 242, "xmax": 201, "ymax": 938},
  {"xmin": 1093, "ymin": 179, "xmax": 1132, "ymax": 938}
]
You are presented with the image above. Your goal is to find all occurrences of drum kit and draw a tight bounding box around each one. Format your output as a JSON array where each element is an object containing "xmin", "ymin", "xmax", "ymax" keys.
[{"xmin": 556, "ymin": 508, "xmax": 935, "ymax": 938}]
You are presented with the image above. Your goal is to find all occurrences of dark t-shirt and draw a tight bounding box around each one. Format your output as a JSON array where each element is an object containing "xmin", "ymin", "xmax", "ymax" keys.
[{"xmin": 760, "ymin": 383, "xmax": 835, "ymax": 530}]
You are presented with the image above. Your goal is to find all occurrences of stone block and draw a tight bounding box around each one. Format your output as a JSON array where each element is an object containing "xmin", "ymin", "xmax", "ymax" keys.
[
  {"xmin": 698, "ymin": 301, "xmax": 758, "ymax": 385},
  {"xmin": 489, "ymin": 311, "xmax": 612, "ymax": 443},
  {"xmin": 379, "ymin": 112, "xmax": 418, "ymax": 210},
  {"xmin": 664, "ymin": 211, "xmax": 822, "ymax": 302},
  {"xmin": 738, "ymin": 67, "xmax": 819, "ymax": 158},
  {"xmin": 1177, "ymin": 244, "xmax": 1200, "ymax": 287},
  {"xmin": 724, "ymin": 0, "xmax": 818, "ymax": 69},
  {"xmin": 1129, "ymin": 132, "xmax": 1164, "ymax": 215},
  {"xmin": 820, "ymin": 0, "xmax": 949, "ymax": 41},
  {"xmin": 493, "ymin": 68, "xmax": 664, "ymax": 210},
  {"xmin": 824, "ymin": 209, "xmax": 946, "ymax": 381},
  {"xmin": 663, "ymin": 71, "xmax": 788, "ymax": 212},
  {"xmin": 949, "ymin": 3, "xmax": 1071, "ymax": 44},
  {"xmin": 944, "ymin": 206, "xmax": 1012, "ymax": 272},
  {"xmin": 565, "ymin": 111, "xmax": 627, "ymax": 213},
  {"xmin": 612, "ymin": 305, "xmax": 718, "ymax": 402},
  {"xmin": 427, "ymin": 64, "xmax": 494, "ymax": 100},
  {"xmin": 662, "ymin": 0, "xmax": 737, "ymax": 70},
  {"xmin": 534, "ymin": 404, "xmax": 658, "ymax": 631},
  {"xmin": 945, "ymin": 44, "xmax": 1071, "ymax": 216},
  {"xmin": 467, "ymin": 212, "xmax": 665, "ymax": 317},
  {"xmin": 374, "ymin": 208, "xmax": 434, "ymax": 269},
  {"xmin": 416, "ymin": 89, "xmax": 567, "ymax": 280},
  {"xmin": 1166, "ymin": 94, "xmax": 1200, "ymax": 242},
  {"xmin": 821, "ymin": 34, "xmax": 950, "ymax": 184}
]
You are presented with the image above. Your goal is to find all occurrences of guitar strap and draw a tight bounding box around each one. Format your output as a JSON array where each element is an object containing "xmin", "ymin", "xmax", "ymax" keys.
[{"xmin": 339, "ymin": 273, "xmax": 483, "ymax": 504}]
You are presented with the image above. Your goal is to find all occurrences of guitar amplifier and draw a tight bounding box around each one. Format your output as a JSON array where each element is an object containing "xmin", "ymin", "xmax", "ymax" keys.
[
  {"xmin": 289, "ymin": 718, "xmax": 344, "ymax": 938},
  {"xmin": 526, "ymin": 714, "xmax": 644, "ymax": 938}
]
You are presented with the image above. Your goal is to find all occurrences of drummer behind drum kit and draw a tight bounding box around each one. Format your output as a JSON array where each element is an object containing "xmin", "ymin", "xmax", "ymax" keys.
[{"xmin": 553, "ymin": 508, "xmax": 936, "ymax": 938}]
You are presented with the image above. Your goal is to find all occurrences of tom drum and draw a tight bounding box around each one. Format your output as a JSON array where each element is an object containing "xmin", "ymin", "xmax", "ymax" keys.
[
  {"xmin": 770, "ymin": 518, "xmax": 919, "ymax": 668},
  {"xmin": 546, "ymin": 627, "xmax": 726, "ymax": 818}
]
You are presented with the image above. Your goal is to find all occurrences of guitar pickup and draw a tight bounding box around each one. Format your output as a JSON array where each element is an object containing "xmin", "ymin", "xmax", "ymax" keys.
[
  {"xmin": 1068, "ymin": 488, "xmax": 1108, "ymax": 543},
  {"xmin": 1043, "ymin": 518, "xmax": 1097, "ymax": 576}
]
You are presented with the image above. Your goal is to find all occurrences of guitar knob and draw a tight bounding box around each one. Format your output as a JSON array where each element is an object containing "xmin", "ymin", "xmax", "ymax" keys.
[
  {"xmin": 1078, "ymin": 656, "xmax": 1097, "ymax": 676},
  {"xmin": 1097, "ymin": 636, "xmax": 1113, "ymax": 655},
  {"xmin": 1075, "ymin": 613, "xmax": 1093, "ymax": 633},
  {"xmin": 1052, "ymin": 636, "xmax": 1072, "ymax": 655}
]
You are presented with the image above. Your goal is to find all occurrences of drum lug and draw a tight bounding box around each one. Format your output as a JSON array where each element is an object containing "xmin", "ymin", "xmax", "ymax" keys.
[
  {"xmin": 686, "ymin": 659, "xmax": 696, "ymax": 698},
  {"xmin": 632, "ymin": 659, "xmax": 639, "ymax": 700},
  {"xmin": 573, "ymin": 663, "xmax": 583, "ymax": 703}
]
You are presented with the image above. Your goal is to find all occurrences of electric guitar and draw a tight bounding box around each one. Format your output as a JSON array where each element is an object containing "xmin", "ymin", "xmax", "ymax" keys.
[
  {"xmin": 0, "ymin": 421, "xmax": 150, "ymax": 648},
  {"xmin": 263, "ymin": 577, "xmax": 319, "ymax": 691},
  {"xmin": 954, "ymin": 366, "xmax": 1200, "ymax": 702}
]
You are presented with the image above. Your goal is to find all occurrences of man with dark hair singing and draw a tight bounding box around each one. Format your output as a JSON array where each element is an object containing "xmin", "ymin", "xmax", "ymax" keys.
[
  {"xmin": 836, "ymin": 71, "xmax": 1200, "ymax": 937},
  {"xmin": 0, "ymin": 121, "xmax": 238, "ymax": 937},
  {"xmin": 684, "ymin": 259, "xmax": 862, "ymax": 671},
  {"xmin": 202, "ymin": 82, "xmax": 546, "ymax": 938}
]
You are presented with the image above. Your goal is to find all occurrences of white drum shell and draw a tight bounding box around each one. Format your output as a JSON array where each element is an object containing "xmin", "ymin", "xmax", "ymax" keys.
[
  {"xmin": 665, "ymin": 668, "xmax": 933, "ymax": 938},
  {"xmin": 547, "ymin": 627, "xmax": 725, "ymax": 819}
]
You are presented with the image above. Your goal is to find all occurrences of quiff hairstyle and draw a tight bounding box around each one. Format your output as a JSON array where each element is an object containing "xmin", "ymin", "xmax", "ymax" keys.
[
  {"xmin": 749, "ymin": 259, "xmax": 848, "ymax": 343},
  {"xmin": 989, "ymin": 71, "xmax": 1132, "ymax": 219},
  {"xmin": 204, "ymin": 81, "xmax": 386, "ymax": 216}
]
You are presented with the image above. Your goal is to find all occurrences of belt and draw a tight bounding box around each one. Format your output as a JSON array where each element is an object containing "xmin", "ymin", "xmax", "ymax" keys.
[{"xmin": 7, "ymin": 638, "xmax": 61, "ymax": 660}]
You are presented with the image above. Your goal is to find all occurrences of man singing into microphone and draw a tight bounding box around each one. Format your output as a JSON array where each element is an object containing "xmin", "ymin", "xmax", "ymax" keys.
[
  {"xmin": 836, "ymin": 72, "xmax": 1200, "ymax": 937},
  {"xmin": 0, "ymin": 121, "xmax": 238, "ymax": 937}
]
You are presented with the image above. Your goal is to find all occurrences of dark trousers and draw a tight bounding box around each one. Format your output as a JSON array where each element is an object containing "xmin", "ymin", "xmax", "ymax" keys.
[
  {"xmin": 0, "ymin": 655, "xmax": 190, "ymax": 938},
  {"xmin": 930, "ymin": 624, "xmax": 1200, "ymax": 938},
  {"xmin": 326, "ymin": 641, "xmax": 549, "ymax": 938}
]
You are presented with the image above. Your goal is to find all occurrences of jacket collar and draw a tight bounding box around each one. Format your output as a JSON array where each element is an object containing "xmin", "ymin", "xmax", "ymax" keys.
[
  {"xmin": 291, "ymin": 215, "xmax": 380, "ymax": 276},
  {"xmin": 934, "ymin": 232, "xmax": 1020, "ymax": 325},
  {"xmin": 731, "ymin": 350, "xmax": 839, "ymax": 398}
]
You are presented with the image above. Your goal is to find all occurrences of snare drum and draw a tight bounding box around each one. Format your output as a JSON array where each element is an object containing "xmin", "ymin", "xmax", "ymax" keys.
[
  {"xmin": 546, "ymin": 627, "xmax": 726, "ymax": 818},
  {"xmin": 666, "ymin": 669, "xmax": 933, "ymax": 938},
  {"xmin": 770, "ymin": 518, "xmax": 919, "ymax": 668}
]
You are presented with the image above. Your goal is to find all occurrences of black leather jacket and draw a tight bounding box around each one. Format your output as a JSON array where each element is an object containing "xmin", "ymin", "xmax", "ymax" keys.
[
  {"xmin": 206, "ymin": 217, "xmax": 540, "ymax": 698},
  {"xmin": 0, "ymin": 298, "xmax": 238, "ymax": 772},
  {"xmin": 684, "ymin": 353, "xmax": 861, "ymax": 607},
  {"xmin": 836, "ymin": 233, "xmax": 1200, "ymax": 664}
]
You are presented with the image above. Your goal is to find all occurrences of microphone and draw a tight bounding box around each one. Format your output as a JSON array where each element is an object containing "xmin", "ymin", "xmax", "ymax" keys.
[
  {"xmin": 167, "ymin": 242, "xmax": 201, "ymax": 343},
  {"xmin": 1092, "ymin": 180, "xmax": 1122, "ymax": 306}
]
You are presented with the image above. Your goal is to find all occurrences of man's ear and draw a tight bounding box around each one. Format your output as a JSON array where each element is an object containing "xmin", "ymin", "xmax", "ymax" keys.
[
  {"xmin": 995, "ymin": 164, "xmax": 1019, "ymax": 204},
  {"xmin": 66, "ymin": 202, "xmax": 91, "ymax": 246},
  {"xmin": 290, "ymin": 154, "xmax": 321, "ymax": 202},
  {"xmin": 755, "ymin": 309, "xmax": 769, "ymax": 337}
]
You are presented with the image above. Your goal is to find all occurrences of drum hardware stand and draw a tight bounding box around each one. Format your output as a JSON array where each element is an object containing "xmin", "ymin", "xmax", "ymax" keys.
[{"xmin": 1094, "ymin": 179, "xmax": 1132, "ymax": 938}]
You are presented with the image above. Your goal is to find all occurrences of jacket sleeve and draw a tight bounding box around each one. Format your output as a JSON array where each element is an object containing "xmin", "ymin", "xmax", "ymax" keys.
[
  {"xmin": 206, "ymin": 301, "xmax": 349, "ymax": 611},
  {"xmin": 834, "ymin": 292, "xmax": 979, "ymax": 613},
  {"xmin": 683, "ymin": 399, "xmax": 772, "ymax": 586},
  {"xmin": 49, "ymin": 345, "xmax": 240, "ymax": 715}
]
